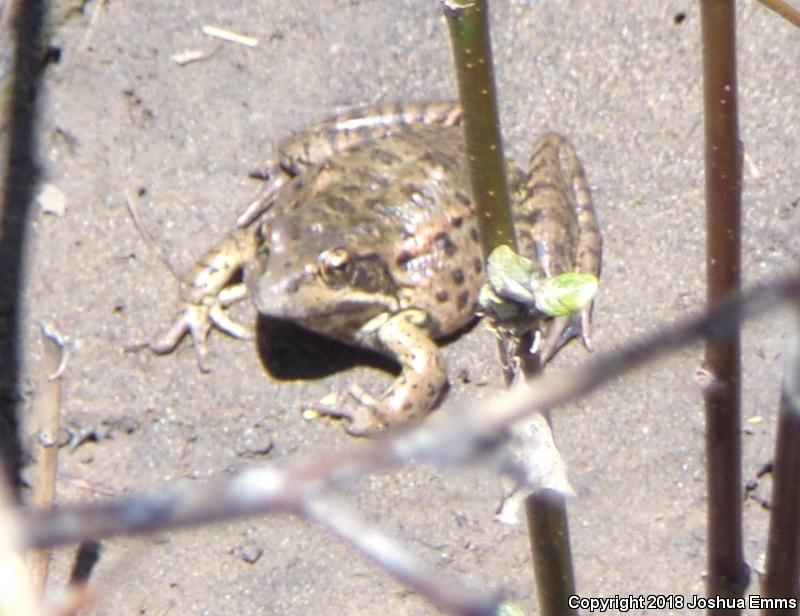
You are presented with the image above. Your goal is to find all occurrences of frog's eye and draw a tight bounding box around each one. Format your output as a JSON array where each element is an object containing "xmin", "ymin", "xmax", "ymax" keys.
[{"xmin": 319, "ymin": 247, "xmax": 354, "ymax": 286}]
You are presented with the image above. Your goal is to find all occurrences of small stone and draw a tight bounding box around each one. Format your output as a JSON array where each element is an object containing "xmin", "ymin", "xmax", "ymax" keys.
[
  {"xmin": 232, "ymin": 543, "xmax": 263, "ymax": 564},
  {"xmin": 37, "ymin": 183, "xmax": 67, "ymax": 216}
]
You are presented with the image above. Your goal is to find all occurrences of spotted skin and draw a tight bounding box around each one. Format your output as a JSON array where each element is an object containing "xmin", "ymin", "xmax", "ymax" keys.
[
  {"xmin": 515, "ymin": 133, "xmax": 601, "ymax": 361},
  {"xmin": 150, "ymin": 102, "xmax": 600, "ymax": 435}
]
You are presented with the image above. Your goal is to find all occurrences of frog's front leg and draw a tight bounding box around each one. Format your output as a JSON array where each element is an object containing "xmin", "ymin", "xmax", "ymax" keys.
[
  {"xmin": 149, "ymin": 228, "xmax": 259, "ymax": 371},
  {"xmin": 341, "ymin": 309, "xmax": 446, "ymax": 437}
]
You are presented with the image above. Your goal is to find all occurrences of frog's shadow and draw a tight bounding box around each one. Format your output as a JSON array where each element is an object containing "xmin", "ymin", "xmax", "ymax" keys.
[
  {"xmin": 256, "ymin": 315, "xmax": 478, "ymax": 381},
  {"xmin": 256, "ymin": 315, "xmax": 398, "ymax": 380}
]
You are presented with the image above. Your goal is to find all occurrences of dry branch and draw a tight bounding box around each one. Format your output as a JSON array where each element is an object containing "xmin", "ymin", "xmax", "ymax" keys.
[{"xmin": 17, "ymin": 275, "xmax": 800, "ymax": 547}]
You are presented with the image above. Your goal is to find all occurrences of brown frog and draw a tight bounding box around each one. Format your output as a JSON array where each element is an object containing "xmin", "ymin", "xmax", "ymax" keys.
[{"xmin": 149, "ymin": 103, "xmax": 601, "ymax": 435}]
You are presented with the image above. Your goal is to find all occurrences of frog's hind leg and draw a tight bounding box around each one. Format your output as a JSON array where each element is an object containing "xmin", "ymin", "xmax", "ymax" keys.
[
  {"xmin": 149, "ymin": 228, "xmax": 259, "ymax": 371},
  {"xmin": 278, "ymin": 101, "xmax": 463, "ymax": 173},
  {"xmin": 563, "ymin": 137, "xmax": 602, "ymax": 352},
  {"xmin": 239, "ymin": 102, "xmax": 464, "ymax": 227},
  {"xmin": 526, "ymin": 133, "xmax": 601, "ymax": 363},
  {"xmin": 335, "ymin": 309, "xmax": 446, "ymax": 436}
]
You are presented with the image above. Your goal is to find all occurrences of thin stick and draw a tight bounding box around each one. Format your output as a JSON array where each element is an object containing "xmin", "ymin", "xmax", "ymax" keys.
[
  {"xmin": 441, "ymin": 2, "xmax": 575, "ymax": 612},
  {"xmin": 755, "ymin": 0, "xmax": 800, "ymax": 28},
  {"xmin": 306, "ymin": 496, "xmax": 500, "ymax": 616},
  {"xmin": 201, "ymin": 25, "xmax": 258, "ymax": 48},
  {"xmin": 27, "ymin": 322, "xmax": 67, "ymax": 597},
  {"xmin": 19, "ymin": 276, "xmax": 800, "ymax": 550},
  {"xmin": 761, "ymin": 310, "xmax": 800, "ymax": 613},
  {"xmin": 0, "ymin": 471, "xmax": 40, "ymax": 615},
  {"xmin": 80, "ymin": 0, "xmax": 108, "ymax": 51},
  {"xmin": 123, "ymin": 189, "xmax": 181, "ymax": 280},
  {"xmin": 700, "ymin": 0, "xmax": 749, "ymax": 605}
]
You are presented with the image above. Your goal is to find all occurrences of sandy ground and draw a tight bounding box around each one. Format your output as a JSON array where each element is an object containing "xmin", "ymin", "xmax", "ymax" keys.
[{"xmin": 13, "ymin": 0, "xmax": 800, "ymax": 614}]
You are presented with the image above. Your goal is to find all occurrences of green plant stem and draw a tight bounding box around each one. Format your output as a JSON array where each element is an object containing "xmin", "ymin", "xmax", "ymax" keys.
[
  {"xmin": 441, "ymin": 0, "xmax": 514, "ymax": 253},
  {"xmin": 761, "ymin": 313, "xmax": 800, "ymax": 613},
  {"xmin": 442, "ymin": 2, "xmax": 575, "ymax": 614},
  {"xmin": 700, "ymin": 0, "xmax": 749, "ymax": 607},
  {"xmin": 524, "ymin": 489, "xmax": 575, "ymax": 613}
]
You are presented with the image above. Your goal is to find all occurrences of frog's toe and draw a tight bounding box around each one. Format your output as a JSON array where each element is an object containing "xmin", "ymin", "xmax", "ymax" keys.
[
  {"xmin": 539, "ymin": 308, "xmax": 595, "ymax": 363},
  {"xmin": 150, "ymin": 303, "xmax": 213, "ymax": 371},
  {"xmin": 312, "ymin": 393, "xmax": 385, "ymax": 437},
  {"xmin": 344, "ymin": 406, "xmax": 386, "ymax": 437},
  {"xmin": 341, "ymin": 385, "xmax": 387, "ymax": 436},
  {"xmin": 149, "ymin": 312, "xmax": 193, "ymax": 355},
  {"xmin": 209, "ymin": 304, "xmax": 253, "ymax": 340},
  {"xmin": 579, "ymin": 305, "xmax": 593, "ymax": 351}
]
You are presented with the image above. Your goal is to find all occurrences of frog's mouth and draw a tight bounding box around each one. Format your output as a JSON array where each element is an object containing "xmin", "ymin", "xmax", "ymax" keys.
[{"xmin": 251, "ymin": 272, "xmax": 397, "ymax": 327}]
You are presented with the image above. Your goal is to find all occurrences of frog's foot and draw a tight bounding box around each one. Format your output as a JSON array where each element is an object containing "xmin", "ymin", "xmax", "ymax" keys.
[
  {"xmin": 148, "ymin": 228, "xmax": 259, "ymax": 370},
  {"xmin": 537, "ymin": 303, "xmax": 594, "ymax": 364},
  {"xmin": 149, "ymin": 282, "xmax": 252, "ymax": 372},
  {"xmin": 308, "ymin": 386, "xmax": 385, "ymax": 437}
]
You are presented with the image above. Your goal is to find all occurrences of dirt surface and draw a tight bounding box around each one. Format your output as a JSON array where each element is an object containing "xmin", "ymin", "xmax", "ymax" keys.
[{"xmin": 15, "ymin": 0, "xmax": 800, "ymax": 614}]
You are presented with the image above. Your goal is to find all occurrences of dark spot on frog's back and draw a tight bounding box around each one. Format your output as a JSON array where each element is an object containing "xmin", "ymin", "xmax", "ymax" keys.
[
  {"xmin": 451, "ymin": 268, "xmax": 465, "ymax": 285},
  {"xmin": 356, "ymin": 167, "xmax": 389, "ymax": 188},
  {"xmin": 435, "ymin": 231, "xmax": 458, "ymax": 257},
  {"xmin": 327, "ymin": 195, "xmax": 355, "ymax": 213},
  {"xmin": 469, "ymin": 227, "xmax": 480, "ymax": 243},
  {"xmin": 396, "ymin": 250, "xmax": 413, "ymax": 268},
  {"xmin": 372, "ymin": 147, "xmax": 402, "ymax": 166},
  {"xmin": 527, "ymin": 180, "xmax": 561, "ymax": 195},
  {"xmin": 524, "ymin": 207, "xmax": 548, "ymax": 226},
  {"xmin": 435, "ymin": 290, "xmax": 449, "ymax": 303},
  {"xmin": 457, "ymin": 289, "xmax": 470, "ymax": 311},
  {"xmin": 454, "ymin": 190, "xmax": 471, "ymax": 206},
  {"xmin": 473, "ymin": 257, "xmax": 483, "ymax": 274},
  {"xmin": 418, "ymin": 148, "xmax": 459, "ymax": 171},
  {"xmin": 402, "ymin": 183, "xmax": 432, "ymax": 206},
  {"xmin": 526, "ymin": 156, "xmax": 551, "ymax": 177}
]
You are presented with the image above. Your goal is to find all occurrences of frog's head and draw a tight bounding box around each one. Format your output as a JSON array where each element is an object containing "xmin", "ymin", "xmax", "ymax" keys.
[{"xmin": 247, "ymin": 218, "xmax": 398, "ymax": 337}]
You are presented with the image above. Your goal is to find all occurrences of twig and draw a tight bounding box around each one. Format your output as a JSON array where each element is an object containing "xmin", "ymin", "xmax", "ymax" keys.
[
  {"xmin": 0, "ymin": 469, "xmax": 40, "ymax": 615},
  {"xmin": 18, "ymin": 276, "xmax": 800, "ymax": 550},
  {"xmin": 700, "ymin": 0, "xmax": 748, "ymax": 604},
  {"xmin": 1, "ymin": 0, "xmax": 22, "ymax": 27},
  {"xmin": 441, "ymin": 0, "xmax": 513, "ymax": 253},
  {"xmin": 201, "ymin": 25, "xmax": 258, "ymax": 48},
  {"xmin": 755, "ymin": 0, "xmax": 800, "ymax": 28},
  {"xmin": 123, "ymin": 189, "xmax": 181, "ymax": 280},
  {"xmin": 81, "ymin": 0, "xmax": 108, "ymax": 52},
  {"xmin": 27, "ymin": 322, "xmax": 68, "ymax": 597},
  {"xmin": 761, "ymin": 309, "xmax": 800, "ymax": 612},
  {"xmin": 441, "ymin": 1, "xmax": 575, "ymax": 611},
  {"xmin": 305, "ymin": 496, "xmax": 501, "ymax": 616}
]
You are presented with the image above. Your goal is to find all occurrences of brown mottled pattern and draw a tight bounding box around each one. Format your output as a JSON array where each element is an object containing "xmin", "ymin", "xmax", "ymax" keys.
[
  {"xmin": 512, "ymin": 133, "xmax": 600, "ymax": 280},
  {"xmin": 252, "ymin": 125, "xmax": 481, "ymax": 342},
  {"xmin": 278, "ymin": 102, "xmax": 463, "ymax": 174},
  {"xmin": 182, "ymin": 228, "xmax": 258, "ymax": 303},
  {"xmin": 158, "ymin": 102, "xmax": 600, "ymax": 433}
]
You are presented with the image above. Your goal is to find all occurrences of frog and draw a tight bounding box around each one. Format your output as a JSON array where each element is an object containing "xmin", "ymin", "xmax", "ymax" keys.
[{"xmin": 148, "ymin": 102, "xmax": 601, "ymax": 436}]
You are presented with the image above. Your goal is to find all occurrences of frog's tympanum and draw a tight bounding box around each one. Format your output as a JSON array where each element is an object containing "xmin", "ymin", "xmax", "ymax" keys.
[{"xmin": 150, "ymin": 103, "xmax": 601, "ymax": 435}]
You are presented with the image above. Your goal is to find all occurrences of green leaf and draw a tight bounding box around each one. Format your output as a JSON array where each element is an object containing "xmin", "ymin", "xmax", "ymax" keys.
[
  {"xmin": 534, "ymin": 272, "xmax": 598, "ymax": 317},
  {"xmin": 486, "ymin": 245, "xmax": 537, "ymax": 303},
  {"xmin": 478, "ymin": 285, "xmax": 524, "ymax": 321}
]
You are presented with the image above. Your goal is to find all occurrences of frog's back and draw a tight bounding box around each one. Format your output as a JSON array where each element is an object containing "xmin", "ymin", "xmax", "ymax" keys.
[{"xmin": 266, "ymin": 126, "xmax": 486, "ymax": 336}]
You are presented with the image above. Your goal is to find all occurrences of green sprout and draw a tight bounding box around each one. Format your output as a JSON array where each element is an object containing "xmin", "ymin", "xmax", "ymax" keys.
[{"xmin": 481, "ymin": 245, "xmax": 598, "ymax": 318}]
